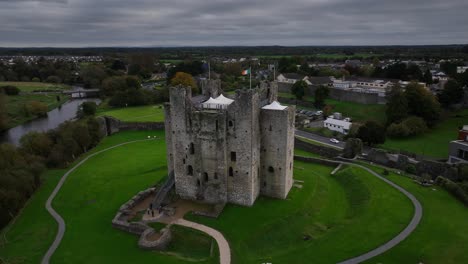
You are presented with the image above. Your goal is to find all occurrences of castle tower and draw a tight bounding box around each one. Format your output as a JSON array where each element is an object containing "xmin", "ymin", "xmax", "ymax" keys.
[{"xmin": 164, "ymin": 80, "xmax": 294, "ymax": 206}]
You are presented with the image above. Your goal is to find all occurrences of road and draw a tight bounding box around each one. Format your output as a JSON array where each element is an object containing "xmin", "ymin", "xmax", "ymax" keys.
[
  {"xmin": 297, "ymin": 156, "xmax": 423, "ymax": 264},
  {"xmin": 295, "ymin": 129, "xmax": 345, "ymax": 149}
]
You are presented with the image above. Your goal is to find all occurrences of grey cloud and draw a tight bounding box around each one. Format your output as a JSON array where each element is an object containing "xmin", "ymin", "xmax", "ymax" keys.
[{"xmin": 0, "ymin": 0, "xmax": 467, "ymax": 47}]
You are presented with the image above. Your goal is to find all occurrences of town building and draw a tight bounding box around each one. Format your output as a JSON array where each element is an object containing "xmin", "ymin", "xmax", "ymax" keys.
[
  {"xmin": 164, "ymin": 80, "xmax": 295, "ymax": 206},
  {"xmin": 276, "ymin": 73, "xmax": 306, "ymax": 84},
  {"xmin": 448, "ymin": 125, "xmax": 468, "ymax": 164},
  {"xmin": 457, "ymin": 66, "xmax": 468, "ymax": 74},
  {"xmin": 323, "ymin": 113, "xmax": 352, "ymax": 134}
]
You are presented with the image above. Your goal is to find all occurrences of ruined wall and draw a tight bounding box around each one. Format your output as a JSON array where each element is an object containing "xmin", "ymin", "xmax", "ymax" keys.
[
  {"xmin": 225, "ymin": 89, "xmax": 261, "ymax": 206},
  {"xmin": 200, "ymin": 79, "xmax": 221, "ymax": 98},
  {"xmin": 259, "ymin": 106, "xmax": 295, "ymax": 199}
]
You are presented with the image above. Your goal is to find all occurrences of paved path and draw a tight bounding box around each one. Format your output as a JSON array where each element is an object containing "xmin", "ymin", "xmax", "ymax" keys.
[
  {"xmin": 41, "ymin": 139, "xmax": 154, "ymax": 264},
  {"xmin": 172, "ymin": 219, "xmax": 231, "ymax": 264},
  {"xmin": 300, "ymin": 156, "xmax": 423, "ymax": 264},
  {"xmin": 295, "ymin": 129, "xmax": 345, "ymax": 149}
]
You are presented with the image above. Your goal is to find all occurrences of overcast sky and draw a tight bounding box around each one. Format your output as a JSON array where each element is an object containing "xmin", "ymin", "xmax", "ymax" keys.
[{"xmin": 0, "ymin": 0, "xmax": 467, "ymax": 47}]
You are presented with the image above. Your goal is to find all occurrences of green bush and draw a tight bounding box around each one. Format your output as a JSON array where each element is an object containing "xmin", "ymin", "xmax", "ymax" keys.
[
  {"xmin": 435, "ymin": 176, "xmax": 468, "ymax": 206},
  {"xmin": 405, "ymin": 164, "xmax": 417, "ymax": 174},
  {"xmin": 31, "ymin": 77, "xmax": 41, "ymax": 82},
  {"xmin": 0, "ymin": 85, "xmax": 20, "ymax": 95},
  {"xmin": 387, "ymin": 116, "xmax": 428, "ymax": 138}
]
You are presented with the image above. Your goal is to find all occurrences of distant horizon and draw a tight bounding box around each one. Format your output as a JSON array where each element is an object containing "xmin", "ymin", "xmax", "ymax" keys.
[{"xmin": 0, "ymin": 43, "xmax": 467, "ymax": 49}]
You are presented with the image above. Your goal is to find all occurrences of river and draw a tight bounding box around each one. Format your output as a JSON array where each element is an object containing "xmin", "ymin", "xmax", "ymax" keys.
[{"xmin": 0, "ymin": 98, "xmax": 101, "ymax": 146}]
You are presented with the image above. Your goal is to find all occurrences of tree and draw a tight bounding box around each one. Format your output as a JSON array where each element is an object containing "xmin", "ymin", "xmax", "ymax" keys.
[
  {"xmin": 343, "ymin": 138, "xmax": 363, "ymax": 158},
  {"xmin": 385, "ymin": 84, "xmax": 408, "ymax": 125},
  {"xmin": 291, "ymin": 80, "xmax": 307, "ymax": 100},
  {"xmin": 72, "ymin": 123, "xmax": 92, "ymax": 152},
  {"xmin": 438, "ymin": 80, "xmax": 464, "ymax": 107},
  {"xmin": 46, "ymin": 75, "xmax": 61, "ymax": 84},
  {"xmin": 80, "ymin": 64, "xmax": 108, "ymax": 88},
  {"xmin": 356, "ymin": 121, "xmax": 386, "ymax": 146},
  {"xmin": 423, "ymin": 69, "xmax": 433, "ymax": 85},
  {"xmin": 0, "ymin": 94, "xmax": 8, "ymax": 131},
  {"xmin": 170, "ymin": 72, "xmax": 198, "ymax": 93},
  {"xmin": 25, "ymin": 101, "xmax": 48, "ymax": 117},
  {"xmin": 20, "ymin": 131, "xmax": 53, "ymax": 157},
  {"xmin": 78, "ymin": 102, "xmax": 97, "ymax": 117},
  {"xmin": 404, "ymin": 82, "xmax": 441, "ymax": 127},
  {"xmin": 314, "ymin": 85, "xmax": 330, "ymax": 108},
  {"xmin": 0, "ymin": 85, "xmax": 20, "ymax": 95}
]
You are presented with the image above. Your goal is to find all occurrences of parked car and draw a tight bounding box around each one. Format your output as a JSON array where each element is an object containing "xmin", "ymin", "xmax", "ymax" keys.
[
  {"xmin": 330, "ymin": 138, "xmax": 340, "ymax": 144},
  {"xmin": 315, "ymin": 110, "xmax": 323, "ymax": 115}
]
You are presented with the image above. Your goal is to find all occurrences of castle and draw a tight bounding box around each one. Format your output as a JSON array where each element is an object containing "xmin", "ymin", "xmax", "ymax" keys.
[{"xmin": 164, "ymin": 80, "xmax": 295, "ymax": 206}]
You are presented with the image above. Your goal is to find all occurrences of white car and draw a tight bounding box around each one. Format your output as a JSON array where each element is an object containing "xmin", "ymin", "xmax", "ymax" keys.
[{"xmin": 329, "ymin": 138, "xmax": 339, "ymax": 144}]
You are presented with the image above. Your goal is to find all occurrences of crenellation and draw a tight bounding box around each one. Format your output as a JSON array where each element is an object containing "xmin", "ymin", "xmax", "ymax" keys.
[{"xmin": 165, "ymin": 80, "xmax": 294, "ymax": 206}]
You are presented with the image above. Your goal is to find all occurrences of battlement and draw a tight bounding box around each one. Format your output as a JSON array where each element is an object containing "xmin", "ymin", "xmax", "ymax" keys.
[{"xmin": 164, "ymin": 80, "xmax": 294, "ymax": 206}]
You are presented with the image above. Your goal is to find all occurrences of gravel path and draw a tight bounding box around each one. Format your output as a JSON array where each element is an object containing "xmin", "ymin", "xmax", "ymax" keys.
[
  {"xmin": 301, "ymin": 157, "xmax": 423, "ymax": 264},
  {"xmin": 172, "ymin": 219, "xmax": 231, "ymax": 264},
  {"xmin": 41, "ymin": 139, "xmax": 154, "ymax": 264}
]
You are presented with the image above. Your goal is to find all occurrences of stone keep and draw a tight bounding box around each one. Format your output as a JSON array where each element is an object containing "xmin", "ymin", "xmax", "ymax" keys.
[{"xmin": 164, "ymin": 80, "xmax": 295, "ymax": 206}]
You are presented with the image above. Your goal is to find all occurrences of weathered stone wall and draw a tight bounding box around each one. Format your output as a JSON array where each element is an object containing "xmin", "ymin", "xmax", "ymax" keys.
[
  {"xmin": 293, "ymin": 155, "xmax": 339, "ymax": 167},
  {"xmin": 98, "ymin": 116, "xmax": 164, "ymax": 135},
  {"xmin": 260, "ymin": 106, "xmax": 295, "ymax": 199},
  {"xmin": 294, "ymin": 138, "xmax": 342, "ymax": 158},
  {"xmin": 138, "ymin": 227, "xmax": 172, "ymax": 250}
]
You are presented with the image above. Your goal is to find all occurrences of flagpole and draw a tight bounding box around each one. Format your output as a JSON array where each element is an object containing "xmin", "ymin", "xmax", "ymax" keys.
[{"xmin": 208, "ymin": 61, "xmax": 211, "ymax": 80}]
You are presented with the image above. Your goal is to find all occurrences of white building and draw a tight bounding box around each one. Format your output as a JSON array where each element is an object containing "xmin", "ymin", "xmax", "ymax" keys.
[
  {"xmin": 276, "ymin": 73, "xmax": 306, "ymax": 84},
  {"xmin": 457, "ymin": 66, "xmax": 468, "ymax": 74},
  {"xmin": 324, "ymin": 117, "xmax": 352, "ymax": 135}
]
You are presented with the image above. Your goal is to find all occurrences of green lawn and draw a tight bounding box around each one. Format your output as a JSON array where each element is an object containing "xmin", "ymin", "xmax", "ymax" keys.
[
  {"xmin": 0, "ymin": 131, "xmax": 216, "ymax": 264},
  {"xmin": 188, "ymin": 162, "xmax": 413, "ymax": 263},
  {"xmin": 0, "ymin": 82, "xmax": 70, "ymax": 92},
  {"xmin": 97, "ymin": 105, "xmax": 165, "ymax": 122},
  {"xmin": 381, "ymin": 109, "xmax": 468, "ymax": 158},
  {"xmin": 359, "ymin": 162, "xmax": 468, "ymax": 264}
]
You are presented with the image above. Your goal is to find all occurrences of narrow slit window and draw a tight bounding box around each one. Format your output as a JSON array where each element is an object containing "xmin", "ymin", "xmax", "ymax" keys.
[
  {"xmin": 229, "ymin": 167, "xmax": 234, "ymax": 177},
  {"xmin": 231, "ymin": 151, "xmax": 236, "ymax": 162}
]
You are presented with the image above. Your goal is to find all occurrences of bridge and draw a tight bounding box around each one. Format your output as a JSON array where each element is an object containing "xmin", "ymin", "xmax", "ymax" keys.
[{"xmin": 62, "ymin": 88, "xmax": 100, "ymax": 98}]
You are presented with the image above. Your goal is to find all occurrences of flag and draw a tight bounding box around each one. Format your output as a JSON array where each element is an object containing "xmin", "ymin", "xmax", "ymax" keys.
[{"xmin": 241, "ymin": 69, "xmax": 250, "ymax": 75}]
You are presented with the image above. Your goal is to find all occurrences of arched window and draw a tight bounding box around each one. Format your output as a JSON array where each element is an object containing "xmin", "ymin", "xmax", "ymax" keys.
[
  {"xmin": 229, "ymin": 120, "xmax": 233, "ymax": 127},
  {"xmin": 187, "ymin": 165, "xmax": 193, "ymax": 176},
  {"xmin": 268, "ymin": 166, "xmax": 274, "ymax": 173},
  {"xmin": 204, "ymin": 172, "xmax": 209, "ymax": 182},
  {"xmin": 189, "ymin": 143, "xmax": 195, "ymax": 154}
]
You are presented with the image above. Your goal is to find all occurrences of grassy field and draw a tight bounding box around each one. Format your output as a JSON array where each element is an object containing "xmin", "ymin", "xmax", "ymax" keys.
[
  {"xmin": 279, "ymin": 92, "xmax": 386, "ymax": 123},
  {"xmin": 4, "ymin": 93, "xmax": 69, "ymax": 128},
  {"xmin": 0, "ymin": 131, "xmax": 216, "ymax": 264},
  {"xmin": 0, "ymin": 81, "xmax": 70, "ymax": 92},
  {"xmin": 381, "ymin": 109, "xmax": 468, "ymax": 158},
  {"xmin": 188, "ymin": 163, "xmax": 413, "ymax": 263},
  {"xmin": 97, "ymin": 105, "xmax": 165, "ymax": 122},
  {"xmin": 359, "ymin": 162, "xmax": 468, "ymax": 264}
]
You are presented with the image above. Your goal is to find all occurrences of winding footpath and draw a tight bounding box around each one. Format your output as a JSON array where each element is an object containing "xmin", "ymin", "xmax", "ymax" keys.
[
  {"xmin": 41, "ymin": 138, "xmax": 421, "ymax": 264},
  {"xmin": 41, "ymin": 139, "xmax": 154, "ymax": 264},
  {"xmin": 305, "ymin": 157, "xmax": 423, "ymax": 264},
  {"xmin": 172, "ymin": 219, "xmax": 231, "ymax": 264}
]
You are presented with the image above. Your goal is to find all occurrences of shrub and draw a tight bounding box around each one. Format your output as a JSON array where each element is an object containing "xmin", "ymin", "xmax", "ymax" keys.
[
  {"xmin": 78, "ymin": 101, "xmax": 97, "ymax": 117},
  {"xmin": 405, "ymin": 164, "xmax": 416, "ymax": 174},
  {"xmin": 46, "ymin": 75, "xmax": 62, "ymax": 84},
  {"xmin": 25, "ymin": 101, "xmax": 48, "ymax": 117},
  {"xmin": 435, "ymin": 176, "xmax": 468, "ymax": 206},
  {"xmin": 402, "ymin": 116, "xmax": 428, "ymax": 136},
  {"xmin": 31, "ymin": 77, "xmax": 41, "ymax": 82},
  {"xmin": 387, "ymin": 122, "xmax": 410, "ymax": 138},
  {"xmin": 383, "ymin": 169, "xmax": 389, "ymax": 176},
  {"xmin": 0, "ymin": 85, "xmax": 20, "ymax": 95},
  {"xmin": 343, "ymin": 138, "xmax": 363, "ymax": 159}
]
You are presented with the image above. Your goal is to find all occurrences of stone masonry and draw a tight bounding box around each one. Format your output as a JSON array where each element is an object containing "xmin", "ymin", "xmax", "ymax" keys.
[{"xmin": 164, "ymin": 80, "xmax": 295, "ymax": 206}]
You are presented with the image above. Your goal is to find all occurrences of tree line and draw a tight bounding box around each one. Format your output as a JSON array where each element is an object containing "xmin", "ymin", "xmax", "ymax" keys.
[{"xmin": 0, "ymin": 114, "xmax": 104, "ymax": 229}]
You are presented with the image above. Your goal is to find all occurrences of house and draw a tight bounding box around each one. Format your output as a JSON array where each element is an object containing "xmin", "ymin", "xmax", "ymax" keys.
[
  {"xmin": 448, "ymin": 125, "xmax": 468, "ymax": 164},
  {"xmin": 432, "ymin": 71, "xmax": 449, "ymax": 81},
  {"xmin": 276, "ymin": 73, "xmax": 306, "ymax": 84},
  {"xmin": 324, "ymin": 114, "xmax": 352, "ymax": 134},
  {"xmin": 457, "ymin": 66, "xmax": 468, "ymax": 74},
  {"xmin": 303, "ymin": 76, "xmax": 332, "ymax": 86}
]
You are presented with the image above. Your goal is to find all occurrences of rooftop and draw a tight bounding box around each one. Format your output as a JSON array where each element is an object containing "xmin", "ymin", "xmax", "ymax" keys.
[{"xmin": 262, "ymin": 101, "xmax": 287, "ymax": 111}]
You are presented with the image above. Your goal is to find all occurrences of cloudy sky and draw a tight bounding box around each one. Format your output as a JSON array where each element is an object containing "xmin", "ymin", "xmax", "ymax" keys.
[{"xmin": 0, "ymin": 0, "xmax": 467, "ymax": 47}]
